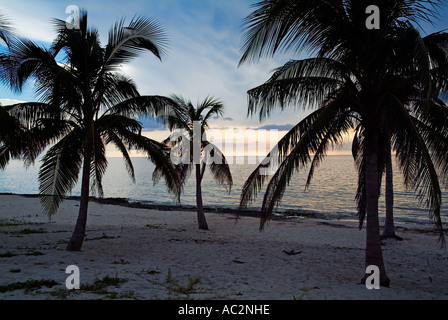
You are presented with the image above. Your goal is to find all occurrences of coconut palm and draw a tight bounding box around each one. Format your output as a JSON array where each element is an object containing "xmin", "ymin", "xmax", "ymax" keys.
[
  {"xmin": 239, "ymin": 0, "xmax": 448, "ymax": 286},
  {"xmin": 161, "ymin": 95, "xmax": 233, "ymax": 230},
  {"xmin": 0, "ymin": 11, "xmax": 180, "ymax": 251},
  {"xmin": 380, "ymin": 31, "xmax": 448, "ymax": 240}
]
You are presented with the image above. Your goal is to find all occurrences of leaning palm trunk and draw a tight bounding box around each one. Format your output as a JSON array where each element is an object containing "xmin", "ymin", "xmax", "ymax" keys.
[
  {"xmin": 66, "ymin": 147, "xmax": 92, "ymax": 251},
  {"xmin": 382, "ymin": 147, "xmax": 402, "ymax": 240},
  {"xmin": 364, "ymin": 134, "xmax": 390, "ymax": 287},
  {"xmin": 165, "ymin": 96, "xmax": 232, "ymax": 230},
  {"xmin": 195, "ymin": 163, "xmax": 208, "ymax": 230}
]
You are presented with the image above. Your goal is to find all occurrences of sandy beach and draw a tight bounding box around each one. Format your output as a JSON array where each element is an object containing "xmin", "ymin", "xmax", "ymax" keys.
[{"xmin": 0, "ymin": 194, "xmax": 447, "ymax": 300}]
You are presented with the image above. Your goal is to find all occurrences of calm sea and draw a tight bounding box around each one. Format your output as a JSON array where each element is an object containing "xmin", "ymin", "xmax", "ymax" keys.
[{"xmin": 1, "ymin": 155, "xmax": 447, "ymax": 225}]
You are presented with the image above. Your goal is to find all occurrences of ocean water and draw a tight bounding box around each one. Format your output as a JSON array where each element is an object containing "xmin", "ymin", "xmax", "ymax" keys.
[{"xmin": 1, "ymin": 155, "xmax": 447, "ymax": 225}]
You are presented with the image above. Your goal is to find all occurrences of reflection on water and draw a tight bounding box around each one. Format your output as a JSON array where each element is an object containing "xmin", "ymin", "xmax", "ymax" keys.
[{"xmin": 1, "ymin": 155, "xmax": 447, "ymax": 224}]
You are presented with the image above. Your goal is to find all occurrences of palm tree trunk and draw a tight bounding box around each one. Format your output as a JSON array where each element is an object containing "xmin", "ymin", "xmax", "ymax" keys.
[
  {"xmin": 196, "ymin": 163, "xmax": 208, "ymax": 230},
  {"xmin": 382, "ymin": 147, "xmax": 402, "ymax": 240},
  {"xmin": 363, "ymin": 135, "xmax": 390, "ymax": 287},
  {"xmin": 66, "ymin": 148, "xmax": 92, "ymax": 251}
]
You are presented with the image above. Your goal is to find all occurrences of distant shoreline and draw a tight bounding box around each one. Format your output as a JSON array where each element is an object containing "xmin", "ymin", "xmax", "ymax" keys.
[
  {"xmin": 1, "ymin": 193, "xmax": 444, "ymax": 236},
  {"xmin": 0, "ymin": 192, "xmax": 324, "ymax": 221}
]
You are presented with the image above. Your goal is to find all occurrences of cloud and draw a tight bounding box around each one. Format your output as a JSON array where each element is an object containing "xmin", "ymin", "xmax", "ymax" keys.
[
  {"xmin": 0, "ymin": 0, "xmax": 307, "ymax": 131},
  {"xmin": 0, "ymin": 1, "xmax": 64, "ymax": 44},
  {"xmin": 137, "ymin": 117, "xmax": 166, "ymax": 131},
  {"xmin": 256, "ymin": 124, "xmax": 295, "ymax": 131},
  {"xmin": 212, "ymin": 116, "xmax": 233, "ymax": 121},
  {"xmin": 109, "ymin": 0, "xmax": 299, "ymax": 129}
]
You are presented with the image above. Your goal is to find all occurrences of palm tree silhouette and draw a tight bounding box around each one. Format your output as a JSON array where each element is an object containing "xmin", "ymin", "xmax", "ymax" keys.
[
  {"xmin": 0, "ymin": 11, "xmax": 180, "ymax": 251},
  {"xmin": 239, "ymin": 0, "xmax": 448, "ymax": 286},
  {"xmin": 380, "ymin": 31, "xmax": 448, "ymax": 240},
  {"xmin": 162, "ymin": 95, "xmax": 233, "ymax": 230}
]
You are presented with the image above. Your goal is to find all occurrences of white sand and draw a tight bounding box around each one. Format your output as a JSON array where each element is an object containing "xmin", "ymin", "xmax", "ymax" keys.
[{"xmin": 0, "ymin": 194, "xmax": 447, "ymax": 300}]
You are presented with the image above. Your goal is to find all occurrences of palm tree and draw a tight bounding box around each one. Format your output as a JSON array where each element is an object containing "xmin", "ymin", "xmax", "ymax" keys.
[
  {"xmin": 239, "ymin": 0, "xmax": 448, "ymax": 286},
  {"xmin": 162, "ymin": 95, "xmax": 233, "ymax": 230},
  {"xmin": 0, "ymin": 11, "xmax": 180, "ymax": 251},
  {"xmin": 381, "ymin": 31, "xmax": 448, "ymax": 240}
]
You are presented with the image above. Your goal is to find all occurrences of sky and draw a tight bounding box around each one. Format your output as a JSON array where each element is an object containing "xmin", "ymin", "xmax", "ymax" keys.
[
  {"xmin": 0, "ymin": 0, "xmax": 296, "ymax": 129},
  {"xmin": 1, "ymin": 0, "xmax": 447, "ymax": 157}
]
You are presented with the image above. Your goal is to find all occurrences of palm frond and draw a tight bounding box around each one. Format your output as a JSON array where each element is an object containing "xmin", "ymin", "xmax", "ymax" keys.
[
  {"xmin": 393, "ymin": 23, "xmax": 433, "ymax": 111},
  {"xmin": 6, "ymin": 102, "xmax": 62, "ymax": 129},
  {"xmin": 104, "ymin": 16, "xmax": 168, "ymax": 72},
  {"xmin": 412, "ymin": 115, "xmax": 448, "ymax": 187},
  {"xmin": 424, "ymin": 31, "xmax": 448, "ymax": 71},
  {"xmin": 90, "ymin": 127, "xmax": 107, "ymax": 198},
  {"xmin": 305, "ymin": 109, "xmax": 354, "ymax": 190},
  {"xmin": 1, "ymin": 104, "xmax": 72, "ymax": 168},
  {"xmin": 202, "ymin": 141, "xmax": 233, "ymax": 193},
  {"xmin": 22, "ymin": 118, "xmax": 74, "ymax": 167},
  {"xmin": 105, "ymin": 95, "xmax": 178, "ymax": 120},
  {"xmin": 95, "ymin": 73, "xmax": 140, "ymax": 111},
  {"xmin": 140, "ymin": 136, "xmax": 181, "ymax": 202},
  {"xmin": 164, "ymin": 94, "xmax": 195, "ymax": 132},
  {"xmin": 249, "ymin": 76, "xmax": 343, "ymax": 120},
  {"xmin": 239, "ymin": 0, "xmax": 345, "ymax": 64},
  {"xmin": 51, "ymin": 11, "xmax": 100, "ymax": 51},
  {"xmin": 0, "ymin": 11, "xmax": 14, "ymax": 46},
  {"xmin": 247, "ymin": 58, "xmax": 349, "ymax": 120},
  {"xmin": 39, "ymin": 128, "xmax": 84, "ymax": 217},
  {"xmin": 0, "ymin": 104, "xmax": 24, "ymax": 141},
  {"xmin": 397, "ymin": 0, "xmax": 444, "ymax": 29},
  {"xmin": 240, "ymin": 107, "xmax": 323, "ymax": 209},
  {"xmin": 2, "ymin": 37, "xmax": 59, "ymax": 93},
  {"xmin": 271, "ymin": 58, "xmax": 352, "ymax": 82},
  {"xmin": 109, "ymin": 124, "xmax": 180, "ymax": 201},
  {"xmin": 200, "ymin": 97, "xmax": 225, "ymax": 127},
  {"xmin": 97, "ymin": 113, "xmax": 142, "ymax": 133},
  {"xmin": 0, "ymin": 145, "xmax": 11, "ymax": 169},
  {"xmin": 97, "ymin": 114, "xmax": 143, "ymax": 183},
  {"xmin": 153, "ymin": 162, "xmax": 190, "ymax": 197},
  {"xmin": 104, "ymin": 130, "xmax": 136, "ymax": 183},
  {"xmin": 388, "ymin": 93, "xmax": 445, "ymax": 244},
  {"xmin": 240, "ymin": 0, "xmax": 443, "ymax": 65},
  {"xmin": 408, "ymin": 97, "xmax": 448, "ymax": 185},
  {"xmin": 240, "ymin": 95, "xmax": 352, "ymax": 224},
  {"xmin": 261, "ymin": 99, "xmax": 355, "ymax": 228},
  {"xmin": 0, "ymin": 103, "xmax": 19, "ymax": 168}
]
